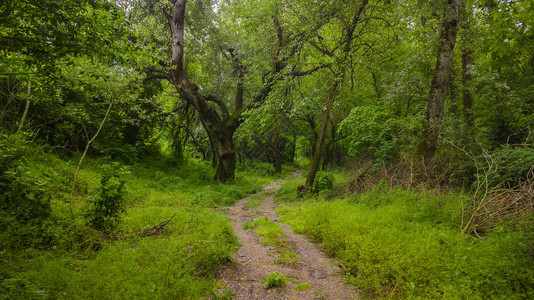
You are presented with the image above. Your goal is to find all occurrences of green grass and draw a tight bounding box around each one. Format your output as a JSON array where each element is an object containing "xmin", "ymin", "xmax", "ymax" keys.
[
  {"xmin": 294, "ymin": 283, "xmax": 311, "ymax": 291},
  {"xmin": 249, "ymin": 193, "xmax": 267, "ymax": 200},
  {"xmin": 245, "ymin": 199, "xmax": 261, "ymax": 208},
  {"xmin": 276, "ymin": 250, "xmax": 298, "ymax": 266},
  {"xmin": 276, "ymin": 177, "xmax": 534, "ymax": 299},
  {"xmin": 243, "ymin": 217, "xmax": 298, "ymax": 266},
  {"xmin": 23, "ymin": 213, "xmax": 236, "ymax": 299},
  {"xmin": 1, "ymin": 147, "xmax": 277, "ymax": 299},
  {"xmin": 244, "ymin": 217, "xmax": 286, "ymax": 248},
  {"xmin": 262, "ymin": 272, "xmax": 287, "ymax": 289}
]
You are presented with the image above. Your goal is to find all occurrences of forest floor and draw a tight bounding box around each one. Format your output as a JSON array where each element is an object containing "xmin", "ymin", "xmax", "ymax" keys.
[{"xmin": 217, "ymin": 176, "xmax": 358, "ymax": 299}]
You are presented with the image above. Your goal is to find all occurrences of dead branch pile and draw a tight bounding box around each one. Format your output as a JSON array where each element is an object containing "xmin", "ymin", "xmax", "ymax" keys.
[
  {"xmin": 462, "ymin": 167, "xmax": 534, "ymax": 235},
  {"xmin": 346, "ymin": 156, "xmax": 463, "ymax": 193}
]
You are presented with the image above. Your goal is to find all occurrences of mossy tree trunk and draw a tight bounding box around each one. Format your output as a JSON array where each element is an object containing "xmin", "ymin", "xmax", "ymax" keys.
[{"xmin": 414, "ymin": 0, "xmax": 461, "ymax": 161}]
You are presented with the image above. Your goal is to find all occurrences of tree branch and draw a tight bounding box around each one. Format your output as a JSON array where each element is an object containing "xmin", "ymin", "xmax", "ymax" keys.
[
  {"xmin": 287, "ymin": 63, "xmax": 332, "ymax": 76},
  {"xmin": 204, "ymin": 95, "xmax": 229, "ymax": 120}
]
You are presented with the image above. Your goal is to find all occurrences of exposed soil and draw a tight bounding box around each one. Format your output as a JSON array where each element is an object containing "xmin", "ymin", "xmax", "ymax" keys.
[{"xmin": 217, "ymin": 178, "xmax": 359, "ymax": 299}]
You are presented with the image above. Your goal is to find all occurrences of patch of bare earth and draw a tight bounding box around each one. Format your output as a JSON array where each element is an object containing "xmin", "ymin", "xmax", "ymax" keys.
[{"xmin": 217, "ymin": 180, "xmax": 359, "ymax": 299}]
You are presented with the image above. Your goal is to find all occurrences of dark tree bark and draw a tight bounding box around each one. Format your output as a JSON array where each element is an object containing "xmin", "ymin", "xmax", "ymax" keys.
[
  {"xmin": 167, "ymin": 0, "xmax": 238, "ymax": 181},
  {"xmin": 170, "ymin": 124, "xmax": 184, "ymax": 164},
  {"xmin": 272, "ymin": 138, "xmax": 282, "ymax": 173},
  {"xmin": 413, "ymin": 0, "xmax": 461, "ymax": 161},
  {"xmin": 371, "ymin": 71, "xmax": 381, "ymax": 101},
  {"xmin": 306, "ymin": 82, "xmax": 338, "ymax": 187}
]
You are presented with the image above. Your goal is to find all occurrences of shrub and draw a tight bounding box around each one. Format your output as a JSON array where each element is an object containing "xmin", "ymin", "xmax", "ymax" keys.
[
  {"xmin": 486, "ymin": 146, "xmax": 534, "ymax": 187},
  {"xmin": 83, "ymin": 173, "xmax": 127, "ymax": 232},
  {"xmin": 93, "ymin": 140, "xmax": 139, "ymax": 164},
  {"xmin": 0, "ymin": 135, "xmax": 51, "ymax": 223},
  {"xmin": 263, "ymin": 272, "xmax": 287, "ymax": 289},
  {"xmin": 339, "ymin": 106, "xmax": 420, "ymax": 164},
  {"xmin": 0, "ymin": 135, "xmax": 57, "ymax": 250},
  {"xmin": 0, "ymin": 277, "xmax": 47, "ymax": 299},
  {"xmin": 313, "ymin": 171, "xmax": 334, "ymax": 193}
]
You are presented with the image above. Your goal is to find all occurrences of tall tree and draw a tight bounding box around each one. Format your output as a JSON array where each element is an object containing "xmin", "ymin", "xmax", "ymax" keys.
[
  {"xmin": 303, "ymin": 0, "xmax": 392, "ymax": 188},
  {"xmin": 164, "ymin": 0, "xmax": 323, "ymax": 181},
  {"xmin": 413, "ymin": 0, "xmax": 461, "ymax": 161}
]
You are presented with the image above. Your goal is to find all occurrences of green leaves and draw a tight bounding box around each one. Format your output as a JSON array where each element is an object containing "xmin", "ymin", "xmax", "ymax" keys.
[
  {"xmin": 83, "ymin": 173, "xmax": 127, "ymax": 232},
  {"xmin": 0, "ymin": 0, "xmax": 136, "ymax": 69},
  {"xmin": 339, "ymin": 106, "xmax": 420, "ymax": 164},
  {"xmin": 262, "ymin": 272, "xmax": 287, "ymax": 289}
]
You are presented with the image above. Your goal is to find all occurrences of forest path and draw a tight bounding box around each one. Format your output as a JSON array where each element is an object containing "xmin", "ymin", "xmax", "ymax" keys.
[{"xmin": 217, "ymin": 176, "xmax": 358, "ymax": 299}]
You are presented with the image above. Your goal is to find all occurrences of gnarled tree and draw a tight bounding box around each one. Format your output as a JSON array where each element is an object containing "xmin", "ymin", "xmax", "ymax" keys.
[{"xmin": 164, "ymin": 0, "xmax": 325, "ymax": 181}]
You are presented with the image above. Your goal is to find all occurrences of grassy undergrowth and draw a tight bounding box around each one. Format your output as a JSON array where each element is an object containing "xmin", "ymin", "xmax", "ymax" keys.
[
  {"xmin": 276, "ymin": 176, "xmax": 534, "ymax": 299},
  {"xmin": 1, "ymin": 140, "xmax": 295, "ymax": 299}
]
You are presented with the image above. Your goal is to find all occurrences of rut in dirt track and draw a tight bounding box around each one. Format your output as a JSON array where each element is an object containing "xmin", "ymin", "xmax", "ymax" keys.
[{"xmin": 217, "ymin": 179, "xmax": 359, "ymax": 299}]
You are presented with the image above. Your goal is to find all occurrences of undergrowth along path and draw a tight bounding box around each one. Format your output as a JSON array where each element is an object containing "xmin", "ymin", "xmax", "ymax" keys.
[{"xmin": 217, "ymin": 177, "xmax": 358, "ymax": 299}]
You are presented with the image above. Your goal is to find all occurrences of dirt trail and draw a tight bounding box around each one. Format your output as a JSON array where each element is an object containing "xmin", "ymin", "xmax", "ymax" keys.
[{"xmin": 217, "ymin": 179, "xmax": 358, "ymax": 299}]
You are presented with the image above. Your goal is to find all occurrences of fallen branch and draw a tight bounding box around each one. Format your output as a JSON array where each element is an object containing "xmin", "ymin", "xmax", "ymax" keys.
[{"xmin": 141, "ymin": 212, "xmax": 178, "ymax": 237}]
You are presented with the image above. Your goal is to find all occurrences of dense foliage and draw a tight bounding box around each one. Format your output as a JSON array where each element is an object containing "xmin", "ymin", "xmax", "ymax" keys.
[{"xmin": 1, "ymin": 0, "xmax": 532, "ymax": 298}]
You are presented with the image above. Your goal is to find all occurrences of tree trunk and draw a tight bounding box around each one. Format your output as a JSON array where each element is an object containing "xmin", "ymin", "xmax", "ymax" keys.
[
  {"xmin": 461, "ymin": 47, "xmax": 474, "ymax": 124},
  {"xmin": 371, "ymin": 71, "xmax": 381, "ymax": 101},
  {"xmin": 215, "ymin": 152, "xmax": 235, "ymax": 181},
  {"xmin": 304, "ymin": 0, "xmax": 369, "ymax": 188},
  {"xmin": 271, "ymin": 128, "xmax": 282, "ymax": 173},
  {"xmin": 170, "ymin": 120, "xmax": 184, "ymax": 165},
  {"xmin": 413, "ymin": 0, "xmax": 460, "ymax": 161},
  {"xmin": 15, "ymin": 80, "xmax": 31, "ymax": 135},
  {"xmin": 321, "ymin": 143, "xmax": 330, "ymax": 171},
  {"xmin": 305, "ymin": 83, "xmax": 338, "ymax": 188},
  {"xmin": 211, "ymin": 129, "xmax": 237, "ymax": 181},
  {"xmin": 171, "ymin": 134, "xmax": 184, "ymax": 164},
  {"xmin": 272, "ymin": 141, "xmax": 282, "ymax": 173}
]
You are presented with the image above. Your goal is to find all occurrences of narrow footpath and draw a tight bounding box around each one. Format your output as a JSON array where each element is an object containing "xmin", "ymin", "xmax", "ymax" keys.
[{"xmin": 217, "ymin": 178, "xmax": 359, "ymax": 299}]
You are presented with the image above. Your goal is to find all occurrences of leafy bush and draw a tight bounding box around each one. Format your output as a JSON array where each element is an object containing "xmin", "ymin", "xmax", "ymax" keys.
[
  {"xmin": 2, "ymin": 150, "xmax": 271, "ymax": 299},
  {"xmin": 0, "ymin": 135, "xmax": 51, "ymax": 223},
  {"xmin": 263, "ymin": 272, "xmax": 287, "ymax": 289},
  {"xmin": 0, "ymin": 135, "xmax": 58, "ymax": 250},
  {"xmin": 0, "ymin": 173, "xmax": 51, "ymax": 223},
  {"xmin": 0, "ymin": 277, "xmax": 47, "ymax": 299},
  {"xmin": 313, "ymin": 171, "xmax": 334, "ymax": 193},
  {"xmin": 93, "ymin": 140, "xmax": 139, "ymax": 165},
  {"xmin": 83, "ymin": 174, "xmax": 127, "ymax": 232},
  {"xmin": 471, "ymin": 69, "xmax": 526, "ymax": 147},
  {"xmin": 339, "ymin": 106, "xmax": 420, "ymax": 164},
  {"xmin": 485, "ymin": 146, "xmax": 534, "ymax": 187}
]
